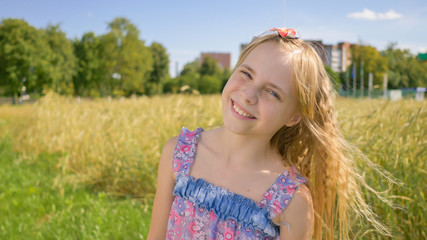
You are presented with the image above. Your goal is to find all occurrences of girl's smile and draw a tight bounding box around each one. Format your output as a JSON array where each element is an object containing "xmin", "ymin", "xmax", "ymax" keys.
[
  {"xmin": 222, "ymin": 41, "xmax": 301, "ymax": 137},
  {"xmin": 231, "ymin": 99, "xmax": 257, "ymax": 119}
]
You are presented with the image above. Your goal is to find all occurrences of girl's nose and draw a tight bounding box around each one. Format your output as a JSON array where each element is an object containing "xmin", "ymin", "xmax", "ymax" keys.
[{"xmin": 241, "ymin": 86, "xmax": 258, "ymax": 105}]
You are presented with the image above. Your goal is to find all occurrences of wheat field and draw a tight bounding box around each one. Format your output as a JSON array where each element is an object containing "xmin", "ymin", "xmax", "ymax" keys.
[{"xmin": 0, "ymin": 93, "xmax": 425, "ymax": 239}]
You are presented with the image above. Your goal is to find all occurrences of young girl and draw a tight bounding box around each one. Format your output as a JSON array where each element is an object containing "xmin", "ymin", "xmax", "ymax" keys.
[{"xmin": 148, "ymin": 28, "xmax": 388, "ymax": 240}]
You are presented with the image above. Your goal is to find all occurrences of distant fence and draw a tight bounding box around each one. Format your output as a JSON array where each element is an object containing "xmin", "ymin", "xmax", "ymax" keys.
[
  {"xmin": 338, "ymin": 89, "xmax": 426, "ymax": 100},
  {"xmin": 0, "ymin": 89, "xmax": 425, "ymax": 104},
  {"xmin": 0, "ymin": 97, "xmax": 37, "ymax": 105}
]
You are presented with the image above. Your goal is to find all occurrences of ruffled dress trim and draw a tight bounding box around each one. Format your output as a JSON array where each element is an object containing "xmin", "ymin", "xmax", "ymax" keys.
[
  {"xmin": 174, "ymin": 173, "xmax": 279, "ymax": 236},
  {"xmin": 171, "ymin": 127, "xmax": 307, "ymax": 238}
]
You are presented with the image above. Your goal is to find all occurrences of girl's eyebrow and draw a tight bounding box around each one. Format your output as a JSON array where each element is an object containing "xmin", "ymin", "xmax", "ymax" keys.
[{"xmin": 268, "ymin": 82, "xmax": 287, "ymax": 96}]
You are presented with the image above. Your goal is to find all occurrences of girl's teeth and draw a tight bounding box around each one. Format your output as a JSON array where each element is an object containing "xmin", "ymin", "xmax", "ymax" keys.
[{"xmin": 233, "ymin": 103, "xmax": 253, "ymax": 118}]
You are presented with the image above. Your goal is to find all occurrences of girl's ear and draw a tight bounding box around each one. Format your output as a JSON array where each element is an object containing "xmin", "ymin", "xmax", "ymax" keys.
[{"xmin": 285, "ymin": 113, "xmax": 301, "ymax": 127}]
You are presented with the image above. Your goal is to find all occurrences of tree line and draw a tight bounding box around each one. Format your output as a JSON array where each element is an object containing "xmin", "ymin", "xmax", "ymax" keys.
[
  {"xmin": 0, "ymin": 17, "xmax": 230, "ymax": 103},
  {"xmin": 0, "ymin": 17, "xmax": 172, "ymax": 102},
  {"xmin": 331, "ymin": 43, "xmax": 426, "ymax": 91},
  {"xmin": 0, "ymin": 17, "xmax": 425, "ymax": 103}
]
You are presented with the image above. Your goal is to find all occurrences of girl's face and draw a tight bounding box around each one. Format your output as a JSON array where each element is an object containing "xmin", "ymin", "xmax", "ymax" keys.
[{"xmin": 222, "ymin": 41, "xmax": 301, "ymax": 138}]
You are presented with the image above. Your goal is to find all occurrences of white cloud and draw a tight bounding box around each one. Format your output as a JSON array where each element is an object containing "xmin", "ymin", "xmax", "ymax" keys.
[
  {"xmin": 347, "ymin": 9, "xmax": 377, "ymax": 20},
  {"xmin": 347, "ymin": 9, "xmax": 403, "ymax": 20},
  {"xmin": 378, "ymin": 10, "xmax": 403, "ymax": 20}
]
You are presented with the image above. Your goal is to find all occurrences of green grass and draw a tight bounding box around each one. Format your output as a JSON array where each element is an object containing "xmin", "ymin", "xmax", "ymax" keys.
[{"xmin": 0, "ymin": 137, "xmax": 152, "ymax": 240}]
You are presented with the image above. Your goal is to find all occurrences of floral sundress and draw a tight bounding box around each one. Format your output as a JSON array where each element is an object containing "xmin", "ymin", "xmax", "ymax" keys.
[{"xmin": 166, "ymin": 127, "xmax": 307, "ymax": 239}]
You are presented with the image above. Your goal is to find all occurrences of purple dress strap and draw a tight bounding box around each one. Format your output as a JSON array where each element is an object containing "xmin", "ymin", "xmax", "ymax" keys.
[
  {"xmin": 258, "ymin": 167, "xmax": 307, "ymax": 219},
  {"xmin": 172, "ymin": 127, "xmax": 203, "ymax": 177}
]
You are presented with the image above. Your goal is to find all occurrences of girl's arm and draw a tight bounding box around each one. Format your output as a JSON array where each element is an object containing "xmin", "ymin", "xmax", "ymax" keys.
[
  {"xmin": 277, "ymin": 185, "xmax": 314, "ymax": 240},
  {"xmin": 146, "ymin": 136, "xmax": 178, "ymax": 239}
]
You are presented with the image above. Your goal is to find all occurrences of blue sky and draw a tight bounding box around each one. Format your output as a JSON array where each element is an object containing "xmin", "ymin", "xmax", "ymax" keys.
[{"xmin": 1, "ymin": 0, "xmax": 426, "ymax": 77}]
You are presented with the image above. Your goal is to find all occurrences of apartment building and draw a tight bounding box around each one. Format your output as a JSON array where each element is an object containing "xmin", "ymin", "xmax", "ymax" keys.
[
  {"xmin": 324, "ymin": 42, "xmax": 352, "ymax": 72},
  {"xmin": 200, "ymin": 52, "xmax": 231, "ymax": 69}
]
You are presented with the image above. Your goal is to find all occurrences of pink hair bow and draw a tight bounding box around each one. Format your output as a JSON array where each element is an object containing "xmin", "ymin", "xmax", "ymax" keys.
[{"xmin": 270, "ymin": 27, "xmax": 298, "ymax": 38}]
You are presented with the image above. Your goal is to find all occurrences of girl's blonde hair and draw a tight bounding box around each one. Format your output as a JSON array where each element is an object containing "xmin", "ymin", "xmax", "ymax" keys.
[{"xmin": 234, "ymin": 33, "xmax": 391, "ymax": 239}]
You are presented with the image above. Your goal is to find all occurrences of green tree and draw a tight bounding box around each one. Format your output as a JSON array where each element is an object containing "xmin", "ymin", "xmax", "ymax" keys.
[
  {"xmin": 73, "ymin": 32, "xmax": 104, "ymax": 96},
  {"xmin": 198, "ymin": 75, "xmax": 222, "ymax": 94},
  {"xmin": 325, "ymin": 65, "xmax": 340, "ymax": 90},
  {"xmin": 162, "ymin": 77, "xmax": 181, "ymax": 93},
  {"xmin": 41, "ymin": 24, "xmax": 77, "ymax": 95},
  {"xmin": 199, "ymin": 56, "xmax": 221, "ymax": 77},
  {"xmin": 220, "ymin": 68, "xmax": 231, "ymax": 90},
  {"xmin": 382, "ymin": 43, "xmax": 427, "ymax": 88},
  {"xmin": 147, "ymin": 42, "xmax": 169, "ymax": 95},
  {"xmin": 98, "ymin": 31, "xmax": 117, "ymax": 96},
  {"xmin": 162, "ymin": 61, "xmax": 199, "ymax": 93},
  {"xmin": 99, "ymin": 17, "xmax": 152, "ymax": 96},
  {"xmin": 166, "ymin": 57, "xmax": 229, "ymax": 94},
  {"xmin": 351, "ymin": 44, "xmax": 388, "ymax": 89},
  {"xmin": 408, "ymin": 57, "xmax": 427, "ymax": 87},
  {"xmin": 180, "ymin": 60, "xmax": 201, "ymax": 90},
  {"xmin": 0, "ymin": 18, "xmax": 50, "ymax": 103},
  {"xmin": 198, "ymin": 56, "xmax": 222, "ymax": 93}
]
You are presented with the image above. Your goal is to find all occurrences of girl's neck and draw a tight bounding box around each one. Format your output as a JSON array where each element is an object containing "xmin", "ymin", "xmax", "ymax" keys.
[{"xmin": 214, "ymin": 127, "xmax": 279, "ymax": 168}]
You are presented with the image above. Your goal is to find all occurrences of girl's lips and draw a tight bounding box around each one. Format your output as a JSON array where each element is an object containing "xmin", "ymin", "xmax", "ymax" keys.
[{"xmin": 231, "ymin": 99, "xmax": 256, "ymax": 119}]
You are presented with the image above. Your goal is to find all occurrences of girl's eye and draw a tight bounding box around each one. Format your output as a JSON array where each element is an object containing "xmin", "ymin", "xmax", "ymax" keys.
[
  {"xmin": 241, "ymin": 70, "xmax": 252, "ymax": 79},
  {"xmin": 268, "ymin": 90, "xmax": 281, "ymax": 100}
]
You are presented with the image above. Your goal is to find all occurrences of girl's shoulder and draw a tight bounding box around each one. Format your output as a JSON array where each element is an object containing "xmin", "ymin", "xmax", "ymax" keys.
[
  {"xmin": 197, "ymin": 126, "xmax": 225, "ymax": 147},
  {"xmin": 272, "ymin": 183, "xmax": 314, "ymax": 238},
  {"xmin": 163, "ymin": 135, "xmax": 179, "ymax": 154},
  {"xmin": 162, "ymin": 134, "xmax": 180, "ymax": 181}
]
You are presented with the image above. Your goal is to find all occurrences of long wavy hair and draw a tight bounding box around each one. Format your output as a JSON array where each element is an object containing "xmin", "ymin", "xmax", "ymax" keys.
[{"xmin": 234, "ymin": 33, "xmax": 391, "ymax": 239}]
